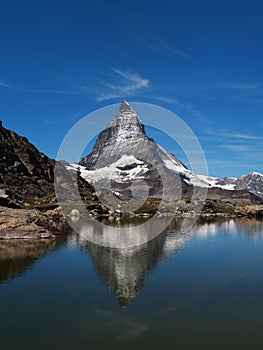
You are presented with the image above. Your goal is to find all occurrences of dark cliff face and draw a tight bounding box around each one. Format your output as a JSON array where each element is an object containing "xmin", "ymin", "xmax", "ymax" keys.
[
  {"xmin": 0, "ymin": 121, "xmax": 56, "ymax": 207},
  {"xmin": 0, "ymin": 122, "xmax": 54, "ymax": 178},
  {"xmin": 0, "ymin": 121, "xmax": 100, "ymax": 210}
]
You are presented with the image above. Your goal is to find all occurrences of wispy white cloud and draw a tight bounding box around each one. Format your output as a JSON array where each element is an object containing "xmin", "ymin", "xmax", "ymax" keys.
[
  {"xmin": 96, "ymin": 68, "xmax": 150, "ymax": 102},
  {"xmin": 205, "ymin": 128, "xmax": 261, "ymax": 140},
  {"xmin": 222, "ymin": 82, "xmax": 263, "ymax": 90},
  {"xmin": 203, "ymin": 128, "xmax": 263, "ymax": 174},
  {"xmin": 161, "ymin": 44, "xmax": 192, "ymax": 60},
  {"xmin": 153, "ymin": 95, "xmax": 195, "ymax": 111},
  {"xmin": 144, "ymin": 41, "xmax": 192, "ymax": 61},
  {"xmin": 31, "ymin": 88, "xmax": 78, "ymax": 94},
  {"xmin": 0, "ymin": 76, "xmax": 82, "ymax": 95},
  {"xmin": 219, "ymin": 144, "xmax": 253, "ymax": 152},
  {"xmin": 153, "ymin": 96, "xmax": 181, "ymax": 104},
  {"xmin": 153, "ymin": 95, "xmax": 203, "ymax": 119},
  {"xmin": 0, "ymin": 81, "xmax": 9, "ymax": 88},
  {"xmin": 42, "ymin": 119, "xmax": 58, "ymax": 124},
  {"xmin": 231, "ymin": 133, "xmax": 260, "ymax": 140},
  {"xmin": 207, "ymin": 159, "xmax": 260, "ymax": 173},
  {"xmin": 111, "ymin": 68, "xmax": 149, "ymax": 90}
]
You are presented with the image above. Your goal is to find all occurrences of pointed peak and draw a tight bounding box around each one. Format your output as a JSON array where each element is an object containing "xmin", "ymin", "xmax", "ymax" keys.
[
  {"xmin": 119, "ymin": 100, "xmax": 133, "ymax": 113},
  {"xmin": 121, "ymin": 99, "xmax": 129, "ymax": 106},
  {"xmin": 105, "ymin": 100, "xmax": 145, "ymax": 138}
]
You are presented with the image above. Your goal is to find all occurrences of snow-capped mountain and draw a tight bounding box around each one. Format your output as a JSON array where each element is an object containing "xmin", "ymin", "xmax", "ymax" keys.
[
  {"xmin": 236, "ymin": 172, "xmax": 263, "ymax": 198},
  {"xmin": 80, "ymin": 100, "xmax": 186, "ymax": 171},
  {"xmin": 76, "ymin": 100, "xmax": 189, "ymax": 199},
  {"xmin": 68, "ymin": 101, "xmax": 263, "ymax": 203}
]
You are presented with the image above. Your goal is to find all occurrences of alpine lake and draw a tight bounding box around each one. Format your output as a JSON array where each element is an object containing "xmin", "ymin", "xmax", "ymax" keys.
[{"xmin": 1, "ymin": 215, "xmax": 263, "ymax": 350}]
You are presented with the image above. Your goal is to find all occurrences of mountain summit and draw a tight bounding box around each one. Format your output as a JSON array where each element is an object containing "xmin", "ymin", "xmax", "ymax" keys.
[
  {"xmin": 107, "ymin": 100, "xmax": 146, "ymax": 143},
  {"xmin": 80, "ymin": 100, "xmax": 185, "ymax": 170},
  {"xmin": 80, "ymin": 100, "xmax": 149, "ymax": 169},
  {"xmin": 79, "ymin": 101, "xmax": 188, "ymax": 201},
  {"xmin": 76, "ymin": 101, "xmax": 263, "ymax": 207}
]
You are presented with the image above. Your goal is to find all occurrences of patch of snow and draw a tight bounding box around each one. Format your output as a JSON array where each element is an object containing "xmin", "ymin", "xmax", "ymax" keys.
[
  {"xmin": 197, "ymin": 175, "xmax": 237, "ymax": 190},
  {"xmin": 163, "ymin": 159, "xmax": 186, "ymax": 173},
  {"xmin": 68, "ymin": 159, "xmax": 239, "ymax": 191},
  {"xmin": 217, "ymin": 183, "xmax": 236, "ymax": 190},
  {"xmin": 160, "ymin": 152, "xmax": 237, "ymax": 189},
  {"xmin": 67, "ymin": 164, "xmax": 86, "ymax": 171},
  {"xmin": 67, "ymin": 155, "xmax": 149, "ymax": 184},
  {"xmin": 157, "ymin": 145, "xmax": 186, "ymax": 170},
  {"xmin": 115, "ymin": 154, "xmax": 144, "ymax": 167},
  {"xmin": 183, "ymin": 174, "xmax": 211, "ymax": 188}
]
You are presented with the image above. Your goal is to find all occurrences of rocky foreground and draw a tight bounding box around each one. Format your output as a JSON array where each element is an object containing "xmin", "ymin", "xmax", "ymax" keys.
[
  {"xmin": 0, "ymin": 206, "xmax": 63, "ymax": 239},
  {"xmin": 1, "ymin": 197, "xmax": 263, "ymax": 240}
]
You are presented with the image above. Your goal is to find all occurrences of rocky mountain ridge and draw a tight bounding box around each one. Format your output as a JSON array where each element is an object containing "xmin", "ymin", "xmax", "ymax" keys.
[
  {"xmin": 78, "ymin": 101, "xmax": 188, "ymax": 201},
  {"xmin": 0, "ymin": 120, "xmax": 100, "ymax": 211},
  {"xmin": 0, "ymin": 121, "xmax": 105, "ymax": 237},
  {"xmin": 77, "ymin": 101, "xmax": 263, "ymax": 207},
  {"xmin": 0, "ymin": 121, "xmax": 56, "ymax": 208}
]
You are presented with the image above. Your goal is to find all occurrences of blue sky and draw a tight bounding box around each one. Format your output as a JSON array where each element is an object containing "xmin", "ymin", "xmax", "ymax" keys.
[{"xmin": 0, "ymin": 0, "xmax": 263, "ymax": 177}]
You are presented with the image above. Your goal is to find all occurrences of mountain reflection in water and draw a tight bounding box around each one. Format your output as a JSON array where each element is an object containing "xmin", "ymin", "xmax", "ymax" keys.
[
  {"xmin": 1, "ymin": 217, "xmax": 263, "ymax": 307},
  {"xmin": 68, "ymin": 216, "xmax": 263, "ymax": 307},
  {"xmin": 79, "ymin": 232, "xmax": 185, "ymax": 307},
  {"xmin": 0, "ymin": 238, "xmax": 66, "ymax": 283}
]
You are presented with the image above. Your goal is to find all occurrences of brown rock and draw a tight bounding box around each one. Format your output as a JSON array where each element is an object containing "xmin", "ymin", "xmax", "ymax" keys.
[{"xmin": 0, "ymin": 206, "xmax": 60, "ymax": 239}]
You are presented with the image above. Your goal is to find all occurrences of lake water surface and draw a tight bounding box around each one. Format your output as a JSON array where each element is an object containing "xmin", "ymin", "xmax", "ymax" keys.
[{"xmin": 1, "ymin": 217, "xmax": 263, "ymax": 350}]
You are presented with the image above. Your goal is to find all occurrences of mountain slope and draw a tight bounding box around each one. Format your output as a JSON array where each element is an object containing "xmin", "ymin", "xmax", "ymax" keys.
[
  {"xmin": 78, "ymin": 101, "xmax": 190, "ymax": 200},
  {"xmin": 0, "ymin": 121, "xmax": 97, "ymax": 210},
  {"xmin": 0, "ymin": 121, "xmax": 55, "ymax": 207},
  {"xmin": 77, "ymin": 101, "xmax": 263, "ymax": 206},
  {"xmin": 80, "ymin": 100, "xmax": 186, "ymax": 173}
]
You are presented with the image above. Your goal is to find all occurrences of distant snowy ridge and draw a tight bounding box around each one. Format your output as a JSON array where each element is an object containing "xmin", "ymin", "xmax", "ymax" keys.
[{"xmin": 160, "ymin": 157, "xmax": 263, "ymax": 195}]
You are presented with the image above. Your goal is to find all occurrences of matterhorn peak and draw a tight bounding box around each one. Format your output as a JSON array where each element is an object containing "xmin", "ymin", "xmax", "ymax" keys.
[
  {"xmin": 117, "ymin": 100, "xmax": 139, "ymax": 120},
  {"xmin": 79, "ymin": 101, "xmax": 148, "ymax": 169},
  {"xmin": 79, "ymin": 100, "xmax": 185, "ymax": 176},
  {"xmin": 107, "ymin": 100, "xmax": 143, "ymax": 131},
  {"xmin": 119, "ymin": 100, "xmax": 132, "ymax": 113}
]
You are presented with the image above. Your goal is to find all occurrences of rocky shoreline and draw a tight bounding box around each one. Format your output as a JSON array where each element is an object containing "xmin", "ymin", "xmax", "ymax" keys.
[
  {"xmin": 1, "ymin": 198, "xmax": 263, "ymax": 240},
  {"xmin": 0, "ymin": 206, "xmax": 64, "ymax": 239}
]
